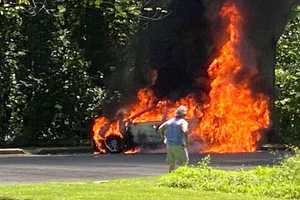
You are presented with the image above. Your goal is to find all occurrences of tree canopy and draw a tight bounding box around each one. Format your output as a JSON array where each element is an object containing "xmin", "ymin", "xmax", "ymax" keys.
[
  {"xmin": 0, "ymin": 1, "xmax": 299, "ymax": 147},
  {"xmin": 275, "ymin": 6, "xmax": 300, "ymax": 144}
]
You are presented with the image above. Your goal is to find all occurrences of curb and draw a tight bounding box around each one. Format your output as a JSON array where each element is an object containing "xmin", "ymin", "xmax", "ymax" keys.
[
  {"xmin": 0, "ymin": 148, "xmax": 26, "ymax": 155},
  {"xmin": 29, "ymin": 146, "xmax": 92, "ymax": 154},
  {"xmin": 258, "ymin": 144, "xmax": 287, "ymax": 151},
  {"xmin": 0, "ymin": 146, "xmax": 92, "ymax": 155}
]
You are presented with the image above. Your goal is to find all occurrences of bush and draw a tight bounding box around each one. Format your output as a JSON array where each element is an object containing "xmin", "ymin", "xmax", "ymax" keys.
[
  {"xmin": 275, "ymin": 7, "xmax": 300, "ymax": 145},
  {"xmin": 159, "ymin": 149, "xmax": 300, "ymax": 199}
]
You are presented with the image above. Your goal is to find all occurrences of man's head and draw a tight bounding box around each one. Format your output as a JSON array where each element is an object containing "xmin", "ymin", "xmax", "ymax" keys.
[{"xmin": 175, "ymin": 105, "xmax": 188, "ymax": 118}]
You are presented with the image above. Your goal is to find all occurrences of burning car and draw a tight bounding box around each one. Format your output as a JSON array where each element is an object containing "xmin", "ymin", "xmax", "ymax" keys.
[
  {"xmin": 91, "ymin": 119, "xmax": 164, "ymax": 154},
  {"xmin": 90, "ymin": 0, "xmax": 299, "ymax": 154}
]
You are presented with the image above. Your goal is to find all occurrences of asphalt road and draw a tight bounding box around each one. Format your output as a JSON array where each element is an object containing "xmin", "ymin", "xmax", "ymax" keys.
[{"xmin": 0, "ymin": 151, "xmax": 287, "ymax": 184}]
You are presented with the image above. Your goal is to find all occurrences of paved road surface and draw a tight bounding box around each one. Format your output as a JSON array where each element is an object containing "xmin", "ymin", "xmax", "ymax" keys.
[{"xmin": 0, "ymin": 151, "xmax": 287, "ymax": 184}]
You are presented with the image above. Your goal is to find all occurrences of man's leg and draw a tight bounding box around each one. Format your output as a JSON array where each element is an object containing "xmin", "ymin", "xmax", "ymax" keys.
[
  {"xmin": 177, "ymin": 146, "xmax": 189, "ymax": 166},
  {"xmin": 169, "ymin": 162, "xmax": 176, "ymax": 172},
  {"xmin": 167, "ymin": 144, "xmax": 176, "ymax": 172}
]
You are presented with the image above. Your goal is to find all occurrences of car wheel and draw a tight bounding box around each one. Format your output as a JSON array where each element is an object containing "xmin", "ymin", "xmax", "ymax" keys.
[{"xmin": 104, "ymin": 135, "xmax": 125, "ymax": 153}]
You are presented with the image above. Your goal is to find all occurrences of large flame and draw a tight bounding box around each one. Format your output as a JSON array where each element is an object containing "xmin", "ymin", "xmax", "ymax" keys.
[
  {"xmin": 92, "ymin": 89, "xmax": 204, "ymax": 153},
  {"xmin": 193, "ymin": 4, "xmax": 270, "ymax": 152},
  {"xmin": 91, "ymin": 3, "xmax": 270, "ymax": 154}
]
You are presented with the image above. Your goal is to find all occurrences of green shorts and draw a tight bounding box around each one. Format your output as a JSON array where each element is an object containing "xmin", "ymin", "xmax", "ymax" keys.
[{"xmin": 166, "ymin": 144, "xmax": 189, "ymax": 165}]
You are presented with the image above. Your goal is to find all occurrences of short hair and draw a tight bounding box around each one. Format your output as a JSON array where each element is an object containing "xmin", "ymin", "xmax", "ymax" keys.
[{"xmin": 175, "ymin": 105, "xmax": 187, "ymax": 117}]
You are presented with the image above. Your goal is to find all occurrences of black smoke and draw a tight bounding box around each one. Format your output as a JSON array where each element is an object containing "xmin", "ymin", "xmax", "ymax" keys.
[{"xmin": 102, "ymin": 0, "xmax": 299, "ymax": 124}]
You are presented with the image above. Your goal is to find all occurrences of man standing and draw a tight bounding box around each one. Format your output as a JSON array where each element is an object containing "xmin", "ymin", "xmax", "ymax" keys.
[{"xmin": 159, "ymin": 105, "xmax": 189, "ymax": 172}]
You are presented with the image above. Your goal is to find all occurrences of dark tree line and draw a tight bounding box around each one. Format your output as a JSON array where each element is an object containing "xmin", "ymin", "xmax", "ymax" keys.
[
  {"xmin": 0, "ymin": 0, "xmax": 141, "ymax": 146},
  {"xmin": 0, "ymin": 0, "xmax": 299, "ymax": 147}
]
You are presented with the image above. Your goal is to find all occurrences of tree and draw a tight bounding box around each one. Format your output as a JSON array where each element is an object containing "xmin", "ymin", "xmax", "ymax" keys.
[
  {"xmin": 275, "ymin": 6, "xmax": 300, "ymax": 145},
  {"xmin": 0, "ymin": 0, "xmax": 141, "ymax": 146}
]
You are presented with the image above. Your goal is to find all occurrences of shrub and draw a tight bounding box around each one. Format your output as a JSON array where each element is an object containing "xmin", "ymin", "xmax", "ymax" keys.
[{"xmin": 159, "ymin": 150, "xmax": 300, "ymax": 199}]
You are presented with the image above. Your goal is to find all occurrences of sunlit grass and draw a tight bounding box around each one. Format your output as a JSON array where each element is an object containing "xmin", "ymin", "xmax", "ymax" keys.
[
  {"xmin": 160, "ymin": 149, "xmax": 300, "ymax": 200},
  {"xmin": 0, "ymin": 178, "xmax": 280, "ymax": 200}
]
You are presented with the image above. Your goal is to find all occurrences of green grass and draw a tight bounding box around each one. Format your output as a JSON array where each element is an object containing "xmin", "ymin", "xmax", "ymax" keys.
[
  {"xmin": 1, "ymin": 150, "xmax": 299, "ymax": 200},
  {"xmin": 159, "ymin": 150, "xmax": 300, "ymax": 200},
  {"xmin": 0, "ymin": 178, "xmax": 279, "ymax": 200}
]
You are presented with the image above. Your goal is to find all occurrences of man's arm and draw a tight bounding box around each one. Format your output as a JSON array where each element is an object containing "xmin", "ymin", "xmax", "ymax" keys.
[
  {"xmin": 158, "ymin": 121, "xmax": 168, "ymax": 136},
  {"xmin": 181, "ymin": 120, "xmax": 189, "ymax": 147}
]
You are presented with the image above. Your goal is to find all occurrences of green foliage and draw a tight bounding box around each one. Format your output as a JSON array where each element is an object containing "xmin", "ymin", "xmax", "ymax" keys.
[
  {"xmin": 275, "ymin": 7, "xmax": 300, "ymax": 145},
  {"xmin": 0, "ymin": 0, "xmax": 141, "ymax": 146},
  {"xmin": 159, "ymin": 150, "xmax": 300, "ymax": 199},
  {"xmin": 0, "ymin": 5, "xmax": 27, "ymax": 144},
  {"xmin": 100, "ymin": 0, "xmax": 141, "ymax": 47}
]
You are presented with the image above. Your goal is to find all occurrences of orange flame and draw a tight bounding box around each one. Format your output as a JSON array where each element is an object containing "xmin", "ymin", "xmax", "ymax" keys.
[
  {"xmin": 92, "ymin": 117, "xmax": 123, "ymax": 154},
  {"xmin": 91, "ymin": 90, "xmax": 204, "ymax": 153},
  {"xmin": 193, "ymin": 3, "xmax": 270, "ymax": 152},
  {"xmin": 91, "ymin": 3, "xmax": 270, "ymax": 154},
  {"xmin": 124, "ymin": 146, "xmax": 141, "ymax": 154}
]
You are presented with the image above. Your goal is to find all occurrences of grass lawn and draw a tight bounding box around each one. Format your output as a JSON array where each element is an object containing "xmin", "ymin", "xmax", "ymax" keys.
[
  {"xmin": 0, "ymin": 178, "xmax": 280, "ymax": 200},
  {"xmin": 1, "ymin": 150, "xmax": 299, "ymax": 200}
]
